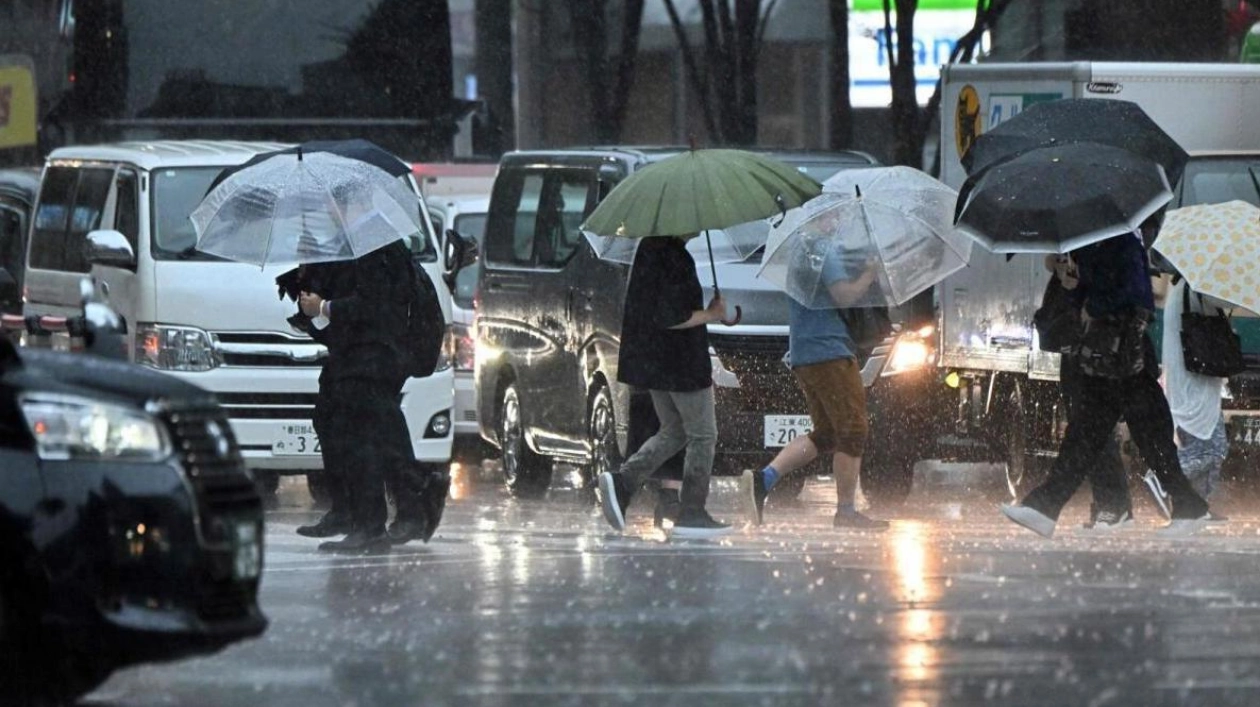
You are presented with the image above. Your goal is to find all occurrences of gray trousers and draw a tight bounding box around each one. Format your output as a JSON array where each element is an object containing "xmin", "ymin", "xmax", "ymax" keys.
[{"xmin": 616, "ymin": 386, "xmax": 717, "ymax": 512}]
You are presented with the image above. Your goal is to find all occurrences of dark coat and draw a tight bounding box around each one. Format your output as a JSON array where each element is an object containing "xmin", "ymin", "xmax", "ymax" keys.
[{"xmin": 297, "ymin": 240, "xmax": 413, "ymax": 384}]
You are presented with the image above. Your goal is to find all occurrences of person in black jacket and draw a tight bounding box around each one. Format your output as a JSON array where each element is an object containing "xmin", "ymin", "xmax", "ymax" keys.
[
  {"xmin": 293, "ymin": 238, "xmax": 429, "ymax": 552},
  {"xmin": 597, "ymin": 235, "xmax": 731, "ymax": 539},
  {"xmin": 1003, "ymin": 227, "xmax": 1211, "ymax": 538}
]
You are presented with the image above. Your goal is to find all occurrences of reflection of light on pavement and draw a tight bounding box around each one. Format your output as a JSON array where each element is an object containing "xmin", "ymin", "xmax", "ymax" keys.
[
  {"xmin": 449, "ymin": 463, "xmax": 471, "ymax": 500},
  {"xmin": 889, "ymin": 521, "xmax": 942, "ymax": 700}
]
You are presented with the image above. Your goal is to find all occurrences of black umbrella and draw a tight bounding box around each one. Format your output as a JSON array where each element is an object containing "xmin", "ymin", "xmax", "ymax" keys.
[
  {"xmin": 961, "ymin": 99, "xmax": 1189, "ymax": 188},
  {"xmin": 954, "ymin": 142, "xmax": 1173, "ymax": 254}
]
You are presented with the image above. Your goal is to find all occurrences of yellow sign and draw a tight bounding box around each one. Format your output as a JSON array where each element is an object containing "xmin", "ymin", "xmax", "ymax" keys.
[
  {"xmin": 955, "ymin": 84, "xmax": 981, "ymax": 159},
  {"xmin": 0, "ymin": 56, "xmax": 38, "ymax": 150}
]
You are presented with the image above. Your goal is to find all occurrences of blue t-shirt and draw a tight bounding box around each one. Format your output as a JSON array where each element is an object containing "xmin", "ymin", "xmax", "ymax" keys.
[{"xmin": 788, "ymin": 251, "xmax": 856, "ymax": 367}]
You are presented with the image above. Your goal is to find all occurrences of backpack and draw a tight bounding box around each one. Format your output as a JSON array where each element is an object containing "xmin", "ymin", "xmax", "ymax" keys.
[
  {"xmin": 402, "ymin": 260, "xmax": 446, "ymax": 378},
  {"xmin": 838, "ymin": 306, "xmax": 894, "ymax": 362}
]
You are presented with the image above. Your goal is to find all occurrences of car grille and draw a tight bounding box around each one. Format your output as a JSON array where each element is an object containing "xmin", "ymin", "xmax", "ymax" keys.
[
  {"xmin": 708, "ymin": 333, "xmax": 806, "ymax": 412},
  {"xmin": 160, "ymin": 401, "xmax": 261, "ymax": 536},
  {"xmin": 214, "ymin": 331, "xmax": 327, "ymax": 368},
  {"xmin": 215, "ymin": 392, "xmax": 320, "ymax": 420}
]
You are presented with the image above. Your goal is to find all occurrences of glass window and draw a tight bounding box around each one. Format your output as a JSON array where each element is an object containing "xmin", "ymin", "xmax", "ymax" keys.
[
  {"xmin": 486, "ymin": 172, "xmax": 543, "ymax": 267},
  {"xmin": 1178, "ymin": 158, "xmax": 1260, "ymax": 208},
  {"xmin": 151, "ymin": 167, "xmax": 222, "ymax": 260},
  {"xmin": 451, "ymin": 213, "xmax": 487, "ymax": 309},
  {"xmin": 536, "ymin": 176, "xmax": 591, "ymax": 267},
  {"xmin": 62, "ymin": 168, "xmax": 114, "ymax": 273},
  {"xmin": 114, "ymin": 169, "xmax": 140, "ymax": 253},
  {"xmin": 29, "ymin": 166, "xmax": 77, "ymax": 271},
  {"xmin": 0, "ymin": 205, "xmax": 24, "ymax": 280}
]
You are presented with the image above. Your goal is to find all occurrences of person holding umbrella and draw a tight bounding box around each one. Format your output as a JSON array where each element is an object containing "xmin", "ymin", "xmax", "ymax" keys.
[
  {"xmin": 1002, "ymin": 216, "xmax": 1213, "ymax": 538},
  {"xmin": 597, "ymin": 233, "xmax": 732, "ymax": 539},
  {"xmin": 742, "ymin": 233, "xmax": 887, "ymax": 529}
]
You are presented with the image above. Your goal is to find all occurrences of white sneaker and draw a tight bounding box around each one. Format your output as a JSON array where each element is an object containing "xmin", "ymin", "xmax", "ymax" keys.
[
  {"xmin": 1083, "ymin": 508, "xmax": 1133, "ymax": 530},
  {"xmin": 1142, "ymin": 471, "xmax": 1172, "ymax": 520},
  {"xmin": 1157, "ymin": 513, "xmax": 1211, "ymax": 536},
  {"xmin": 1001, "ymin": 504, "xmax": 1056, "ymax": 538},
  {"xmin": 597, "ymin": 472, "xmax": 626, "ymax": 532}
]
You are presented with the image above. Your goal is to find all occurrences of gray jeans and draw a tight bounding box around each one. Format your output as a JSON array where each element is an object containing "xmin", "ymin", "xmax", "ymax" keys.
[{"xmin": 616, "ymin": 386, "xmax": 717, "ymax": 512}]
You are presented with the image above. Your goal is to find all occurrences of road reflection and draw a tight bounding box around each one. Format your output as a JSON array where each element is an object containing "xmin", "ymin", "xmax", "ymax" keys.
[{"xmin": 889, "ymin": 521, "xmax": 943, "ymax": 702}]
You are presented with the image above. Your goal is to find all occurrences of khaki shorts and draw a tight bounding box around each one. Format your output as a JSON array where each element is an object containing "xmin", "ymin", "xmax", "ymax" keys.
[{"xmin": 793, "ymin": 357, "xmax": 868, "ymax": 457}]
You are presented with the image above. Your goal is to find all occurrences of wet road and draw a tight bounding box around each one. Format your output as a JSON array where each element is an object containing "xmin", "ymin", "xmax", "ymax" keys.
[{"xmin": 85, "ymin": 465, "xmax": 1260, "ymax": 706}]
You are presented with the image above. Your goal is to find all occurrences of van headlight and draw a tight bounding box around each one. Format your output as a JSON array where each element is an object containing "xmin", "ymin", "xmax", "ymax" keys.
[
  {"xmin": 136, "ymin": 324, "xmax": 221, "ymax": 371},
  {"xmin": 709, "ymin": 346, "xmax": 740, "ymax": 388},
  {"xmin": 19, "ymin": 396, "xmax": 171, "ymax": 461},
  {"xmin": 882, "ymin": 325, "xmax": 936, "ymax": 377}
]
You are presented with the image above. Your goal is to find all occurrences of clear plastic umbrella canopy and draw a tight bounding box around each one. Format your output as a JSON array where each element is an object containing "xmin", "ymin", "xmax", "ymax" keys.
[
  {"xmin": 758, "ymin": 166, "xmax": 972, "ymax": 309},
  {"xmin": 190, "ymin": 151, "xmax": 424, "ymax": 267}
]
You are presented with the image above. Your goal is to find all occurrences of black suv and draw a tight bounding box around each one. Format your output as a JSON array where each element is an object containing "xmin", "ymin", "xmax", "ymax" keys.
[
  {"xmin": 0, "ymin": 305, "xmax": 267, "ymax": 704},
  {"xmin": 470, "ymin": 147, "xmax": 882, "ymax": 497}
]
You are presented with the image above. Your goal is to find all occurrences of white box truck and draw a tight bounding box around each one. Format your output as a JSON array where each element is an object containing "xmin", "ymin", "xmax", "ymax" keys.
[{"xmin": 868, "ymin": 62, "xmax": 1260, "ymax": 497}]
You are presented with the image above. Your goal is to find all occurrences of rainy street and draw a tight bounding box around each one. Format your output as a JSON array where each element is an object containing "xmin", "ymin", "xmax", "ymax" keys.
[{"xmin": 83, "ymin": 463, "xmax": 1260, "ymax": 707}]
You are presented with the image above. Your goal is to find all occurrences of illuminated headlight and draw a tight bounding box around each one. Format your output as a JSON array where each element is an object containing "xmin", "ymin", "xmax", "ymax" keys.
[
  {"xmin": 709, "ymin": 346, "xmax": 740, "ymax": 388},
  {"xmin": 136, "ymin": 324, "xmax": 221, "ymax": 371},
  {"xmin": 19, "ymin": 395, "xmax": 171, "ymax": 461},
  {"xmin": 882, "ymin": 325, "xmax": 936, "ymax": 377},
  {"xmin": 451, "ymin": 322, "xmax": 476, "ymax": 372}
]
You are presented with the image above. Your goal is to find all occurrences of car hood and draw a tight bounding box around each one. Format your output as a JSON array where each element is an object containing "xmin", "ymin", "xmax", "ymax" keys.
[{"xmin": 5, "ymin": 347, "xmax": 212, "ymax": 408}]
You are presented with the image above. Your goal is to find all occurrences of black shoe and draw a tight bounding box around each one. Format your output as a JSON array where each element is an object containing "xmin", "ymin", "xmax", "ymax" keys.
[
  {"xmin": 598, "ymin": 472, "xmax": 633, "ymax": 531},
  {"xmin": 296, "ymin": 512, "xmax": 353, "ymax": 538},
  {"xmin": 417, "ymin": 472, "xmax": 451, "ymax": 542},
  {"xmin": 653, "ymin": 488, "xmax": 681, "ymax": 529},
  {"xmin": 387, "ymin": 518, "xmax": 427, "ymax": 545},
  {"xmin": 318, "ymin": 529, "xmax": 391, "ymax": 553},
  {"xmin": 833, "ymin": 509, "xmax": 890, "ymax": 530},
  {"xmin": 670, "ymin": 509, "xmax": 732, "ymax": 539},
  {"xmin": 740, "ymin": 468, "xmax": 769, "ymax": 526}
]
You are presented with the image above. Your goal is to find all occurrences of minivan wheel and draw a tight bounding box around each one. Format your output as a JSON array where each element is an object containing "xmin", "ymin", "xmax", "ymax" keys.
[
  {"xmin": 499, "ymin": 385, "xmax": 552, "ymax": 498},
  {"xmin": 585, "ymin": 385, "xmax": 622, "ymax": 488}
]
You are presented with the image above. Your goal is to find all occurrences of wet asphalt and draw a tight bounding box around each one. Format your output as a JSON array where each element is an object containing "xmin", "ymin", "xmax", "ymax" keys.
[{"xmin": 83, "ymin": 463, "xmax": 1260, "ymax": 707}]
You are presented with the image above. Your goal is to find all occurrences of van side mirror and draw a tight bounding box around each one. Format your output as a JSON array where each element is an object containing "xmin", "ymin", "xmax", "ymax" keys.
[
  {"xmin": 85, "ymin": 230, "xmax": 136, "ymax": 270},
  {"xmin": 442, "ymin": 228, "xmax": 479, "ymax": 289}
]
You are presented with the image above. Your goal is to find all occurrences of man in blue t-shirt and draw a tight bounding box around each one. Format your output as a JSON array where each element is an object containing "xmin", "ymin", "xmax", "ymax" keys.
[{"xmin": 741, "ymin": 242, "xmax": 888, "ymax": 529}]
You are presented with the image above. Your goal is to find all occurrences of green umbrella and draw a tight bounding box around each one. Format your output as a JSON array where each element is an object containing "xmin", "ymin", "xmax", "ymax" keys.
[{"xmin": 581, "ymin": 148, "xmax": 822, "ymax": 324}]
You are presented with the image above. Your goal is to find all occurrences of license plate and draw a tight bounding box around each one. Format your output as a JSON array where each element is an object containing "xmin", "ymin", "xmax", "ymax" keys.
[
  {"xmin": 272, "ymin": 423, "xmax": 321, "ymax": 455},
  {"xmin": 233, "ymin": 520, "xmax": 261, "ymax": 580},
  {"xmin": 764, "ymin": 415, "xmax": 813, "ymax": 448},
  {"xmin": 1232, "ymin": 417, "xmax": 1260, "ymax": 446}
]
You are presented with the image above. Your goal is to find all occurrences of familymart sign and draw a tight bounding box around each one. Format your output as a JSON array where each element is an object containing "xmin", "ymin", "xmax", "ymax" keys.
[{"xmin": 849, "ymin": 0, "xmax": 986, "ymax": 108}]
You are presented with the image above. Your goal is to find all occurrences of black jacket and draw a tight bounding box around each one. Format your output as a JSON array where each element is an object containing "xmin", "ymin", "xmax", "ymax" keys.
[
  {"xmin": 617, "ymin": 238, "xmax": 712, "ymax": 392},
  {"xmin": 295, "ymin": 240, "xmax": 413, "ymax": 384}
]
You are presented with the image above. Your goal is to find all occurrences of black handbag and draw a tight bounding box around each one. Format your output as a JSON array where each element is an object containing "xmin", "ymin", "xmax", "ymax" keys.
[
  {"xmin": 1180, "ymin": 289, "xmax": 1245, "ymax": 377},
  {"xmin": 1033, "ymin": 274, "xmax": 1082, "ymax": 353},
  {"xmin": 838, "ymin": 306, "xmax": 893, "ymax": 362},
  {"xmin": 1074, "ymin": 308, "xmax": 1152, "ymax": 379}
]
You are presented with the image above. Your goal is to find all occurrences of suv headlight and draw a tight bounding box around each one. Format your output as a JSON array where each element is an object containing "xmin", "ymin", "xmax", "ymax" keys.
[
  {"xmin": 136, "ymin": 324, "xmax": 221, "ymax": 371},
  {"xmin": 709, "ymin": 346, "xmax": 740, "ymax": 388},
  {"xmin": 882, "ymin": 325, "xmax": 936, "ymax": 377},
  {"xmin": 19, "ymin": 395, "xmax": 171, "ymax": 461}
]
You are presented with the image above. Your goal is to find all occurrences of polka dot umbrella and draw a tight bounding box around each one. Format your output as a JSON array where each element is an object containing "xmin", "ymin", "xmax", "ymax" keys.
[{"xmin": 1152, "ymin": 200, "xmax": 1260, "ymax": 312}]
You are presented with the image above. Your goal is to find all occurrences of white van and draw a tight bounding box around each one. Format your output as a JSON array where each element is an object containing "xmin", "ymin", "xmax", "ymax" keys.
[{"xmin": 21, "ymin": 141, "xmax": 454, "ymax": 496}]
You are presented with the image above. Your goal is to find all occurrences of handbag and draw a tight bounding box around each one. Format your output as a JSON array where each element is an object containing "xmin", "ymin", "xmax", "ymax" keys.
[
  {"xmin": 837, "ymin": 306, "xmax": 893, "ymax": 362},
  {"xmin": 1033, "ymin": 274, "xmax": 1082, "ymax": 353},
  {"xmin": 1073, "ymin": 308, "xmax": 1151, "ymax": 379},
  {"xmin": 1181, "ymin": 289, "xmax": 1245, "ymax": 377}
]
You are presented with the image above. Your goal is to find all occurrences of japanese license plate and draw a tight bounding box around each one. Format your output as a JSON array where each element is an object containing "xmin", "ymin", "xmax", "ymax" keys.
[
  {"xmin": 764, "ymin": 415, "xmax": 813, "ymax": 448},
  {"xmin": 272, "ymin": 423, "xmax": 321, "ymax": 455},
  {"xmin": 233, "ymin": 520, "xmax": 261, "ymax": 580},
  {"xmin": 1232, "ymin": 416, "xmax": 1260, "ymax": 446}
]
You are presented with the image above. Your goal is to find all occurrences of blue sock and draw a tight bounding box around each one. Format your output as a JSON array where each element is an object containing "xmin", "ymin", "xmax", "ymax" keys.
[{"xmin": 762, "ymin": 465, "xmax": 779, "ymax": 489}]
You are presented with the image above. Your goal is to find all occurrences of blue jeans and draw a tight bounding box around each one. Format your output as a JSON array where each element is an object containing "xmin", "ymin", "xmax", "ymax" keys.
[{"xmin": 1178, "ymin": 415, "xmax": 1229, "ymax": 500}]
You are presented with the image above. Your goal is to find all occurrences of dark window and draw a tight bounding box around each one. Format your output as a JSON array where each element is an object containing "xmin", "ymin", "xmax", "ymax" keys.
[
  {"xmin": 536, "ymin": 174, "xmax": 592, "ymax": 268},
  {"xmin": 63, "ymin": 168, "xmax": 114, "ymax": 273},
  {"xmin": 114, "ymin": 169, "xmax": 140, "ymax": 253},
  {"xmin": 29, "ymin": 166, "xmax": 77, "ymax": 271},
  {"xmin": 0, "ymin": 205, "xmax": 24, "ymax": 281},
  {"xmin": 485, "ymin": 172, "xmax": 543, "ymax": 267}
]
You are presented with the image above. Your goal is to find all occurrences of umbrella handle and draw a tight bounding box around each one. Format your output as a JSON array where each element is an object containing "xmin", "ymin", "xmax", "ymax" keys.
[{"xmin": 721, "ymin": 305, "xmax": 743, "ymax": 327}]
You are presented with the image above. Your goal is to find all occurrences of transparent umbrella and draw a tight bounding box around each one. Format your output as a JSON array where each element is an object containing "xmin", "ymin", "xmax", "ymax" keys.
[{"xmin": 758, "ymin": 166, "xmax": 972, "ymax": 309}]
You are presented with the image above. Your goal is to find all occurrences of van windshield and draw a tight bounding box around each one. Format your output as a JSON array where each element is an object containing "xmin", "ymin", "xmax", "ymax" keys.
[
  {"xmin": 150, "ymin": 167, "xmax": 439, "ymax": 262},
  {"xmin": 1177, "ymin": 157, "xmax": 1260, "ymax": 208}
]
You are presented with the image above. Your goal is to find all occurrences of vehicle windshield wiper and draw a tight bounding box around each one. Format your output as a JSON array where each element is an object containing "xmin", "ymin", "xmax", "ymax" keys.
[{"xmin": 1249, "ymin": 165, "xmax": 1260, "ymax": 203}]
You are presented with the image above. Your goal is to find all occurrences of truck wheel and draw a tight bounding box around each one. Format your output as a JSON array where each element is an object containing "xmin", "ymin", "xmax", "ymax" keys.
[
  {"xmin": 584, "ymin": 385, "xmax": 622, "ymax": 489},
  {"xmin": 1001, "ymin": 383, "xmax": 1050, "ymax": 500},
  {"xmin": 499, "ymin": 384, "xmax": 552, "ymax": 498}
]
